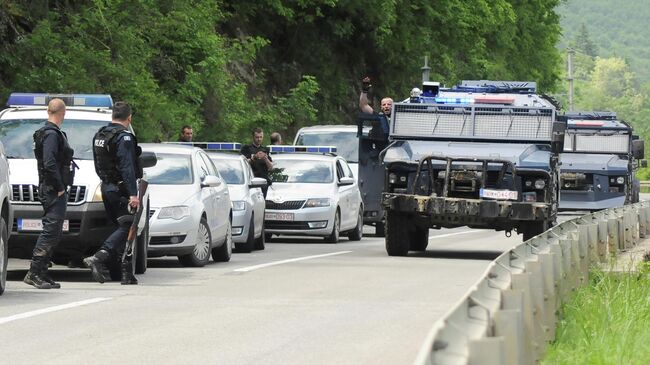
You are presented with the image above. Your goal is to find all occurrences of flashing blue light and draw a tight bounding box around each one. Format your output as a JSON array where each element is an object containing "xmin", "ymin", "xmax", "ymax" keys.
[
  {"xmin": 434, "ymin": 97, "xmax": 475, "ymax": 104},
  {"xmin": 6, "ymin": 93, "xmax": 113, "ymax": 108},
  {"xmin": 269, "ymin": 145, "xmax": 337, "ymax": 154},
  {"xmin": 167, "ymin": 142, "xmax": 242, "ymax": 151}
]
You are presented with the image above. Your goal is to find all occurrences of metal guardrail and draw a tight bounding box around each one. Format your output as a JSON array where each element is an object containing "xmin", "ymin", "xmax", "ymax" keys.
[
  {"xmin": 640, "ymin": 180, "xmax": 650, "ymax": 187},
  {"xmin": 415, "ymin": 201, "xmax": 650, "ymax": 365}
]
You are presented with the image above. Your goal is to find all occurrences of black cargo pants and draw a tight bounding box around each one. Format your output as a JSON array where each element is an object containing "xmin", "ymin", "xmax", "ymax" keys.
[
  {"xmin": 32, "ymin": 185, "xmax": 68, "ymax": 263},
  {"xmin": 99, "ymin": 183, "xmax": 133, "ymax": 257}
]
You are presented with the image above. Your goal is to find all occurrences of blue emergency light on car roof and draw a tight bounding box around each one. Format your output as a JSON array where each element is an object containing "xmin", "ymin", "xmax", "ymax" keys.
[
  {"xmin": 269, "ymin": 145, "xmax": 337, "ymax": 154},
  {"xmin": 6, "ymin": 93, "xmax": 113, "ymax": 108},
  {"xmin": 167, "ymin": 142, "xmax": 242, "ymax": 151},
  {"xmin": 434, "ymin": 97, "xmax": 475, "ymax": 104}
]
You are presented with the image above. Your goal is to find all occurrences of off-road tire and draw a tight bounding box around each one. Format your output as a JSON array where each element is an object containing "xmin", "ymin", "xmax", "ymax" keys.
[
  {"xmin": 385, "ymin": 211, "xmax": 410, "ymax": 256},
  {"xmin": 409, "ymin": 226, "xmax": 429, "ymax": 251}
]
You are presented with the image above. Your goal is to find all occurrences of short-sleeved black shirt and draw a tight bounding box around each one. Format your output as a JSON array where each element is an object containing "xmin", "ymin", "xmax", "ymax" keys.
[{"xmin": 240, "ymin": 144, "xmax": 273, "ymax": 180}]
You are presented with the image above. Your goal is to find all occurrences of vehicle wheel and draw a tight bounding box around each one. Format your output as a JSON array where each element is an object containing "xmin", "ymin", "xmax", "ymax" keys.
[
  {"xmin": 0, "ymin": 218, "xmax": 8, "ymax": 295},
  {"xmin": 375, "ymin": 220, "xmax": 386, "ymax": 237},
  {"xmin": 385, "ymin": 211, "xmax": 410, "ymax": 256},
  {"xmin": 178, "ymin": 218, "xmax": 211, "ymax": 267},
  {"xmin": 521, "ymin": 220, "xmax": 550, "ymax": 242},
  {"xmin": 324, "ymin": 210, "xmax": 340, "ymax": 243},
  {"xmin": 211, "ymin": 221, "xmax": 232, "ymax": 262},
  {"xmin": 236, "ymin": 216, "xmax": 255, "ymax": 253},
  {"xmin": 409, "ymin": 226, "xmax": 429, "ymax": 251},
  {"xmin": 135, "ymin": 201, "xmax": 150, "ymax": 274},
  {"xmin": 265, "ymin": 233, "xmax": 273, "ymax": 242},
  {"xmin": 348, "ymin": 206, "xmax": 363, "ymax": 241},
  {"xmin": 254, "ymin": 225, "xmax": 266, "ymax": 250}
]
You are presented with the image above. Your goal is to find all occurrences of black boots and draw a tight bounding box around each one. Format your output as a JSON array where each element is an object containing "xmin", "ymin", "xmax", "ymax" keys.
[
  {"xmin": 42, "ymin": 271, "xmax": 61, "ymax": 289},
  {"xmin": 83, "ymin": 249, "xmax": 110, "ymax": 284},
  {"xmin": 120, "ymin": 260, "xmax": 138, "ymax": 285},
  {"xmin": 23, "ymin": 259, "xmax": 58, "ymax": 289}
]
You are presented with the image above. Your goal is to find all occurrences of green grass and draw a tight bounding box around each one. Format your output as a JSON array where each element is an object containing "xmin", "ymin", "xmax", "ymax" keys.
[{"xmin": 542, "ymin": 266, "xmax": 650, "ymax": 365}]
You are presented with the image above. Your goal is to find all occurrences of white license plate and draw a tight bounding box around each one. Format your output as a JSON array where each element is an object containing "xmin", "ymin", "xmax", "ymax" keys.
[
  {"xmin": 480, "ymin": 188, "xmax": 518, "ymax": 201},
  {"xmin": 265, "ymin": 212, "xmax": 294, "ymax": 221},
  {"xmin": 18, "ymin": 218, "xmax": 69, "ymax": 232}
]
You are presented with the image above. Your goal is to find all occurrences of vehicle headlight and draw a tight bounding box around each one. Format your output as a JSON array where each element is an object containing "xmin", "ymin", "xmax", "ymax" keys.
[
  {"xmin": 304, "ymin": 198, "xmax": 331, "ymax": 208},
  {"xmin": 388, "ymin": 173, "xmax": 397, "ymax": 184},
  {"xmin": 232, "ymin": 201, "xmax": 246, "ymax": 211},
  {"xmin": 534, "ymin": 179, "xmax": 546, "ymax": 190},
  {"xmin": 90, "ymin": 184, "xmax": 103, "ymax": 202},
  {"xmin": 616, "ymin": 176, "xmax": 625, "ymax": 184},
  {"xmin": 158, "ymin": 206, "xmax": 190, "ymax": 220}
]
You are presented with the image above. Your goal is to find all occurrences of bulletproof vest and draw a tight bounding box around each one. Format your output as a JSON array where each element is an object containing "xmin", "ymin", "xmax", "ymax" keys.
[
  {"xmin": 93, "ymin": 124, "xmax": 142, "ymax": 183},
  {"xmin": 33, "ymin": 123, "xmax": 76, "ymax": 187}
]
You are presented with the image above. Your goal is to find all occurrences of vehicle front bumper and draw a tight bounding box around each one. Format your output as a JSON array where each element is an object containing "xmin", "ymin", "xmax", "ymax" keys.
[
  {"xmin": 232, "ymin": 209, "xmax": 252, "ymax": 243},
  {"xmin": 382, "ymin": 193, "xmax": 552, "ymax": 228},
  {"xmin": 559, "ymin": 191, "xmax": 626, "ymax": 211},
  {"xmin": 264, "ymin": 206, "xmax": 334, "ymax": 236},
  {"xmin": 9, "ymin": 202, "xmax": 114, "ymax": 259},
  {"xmin": 147, "ymin": 213, "xmax": 198, "ymax": 256}
]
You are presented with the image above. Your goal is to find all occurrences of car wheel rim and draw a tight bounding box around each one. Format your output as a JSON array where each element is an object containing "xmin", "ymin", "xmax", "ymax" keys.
[
  {"xmin": 194, "ymin": 224, "xmax": 210, "ymax": 261},
  {"xmin": 334, "ymin": 213, "xmax": 340, "ymax": 239}
]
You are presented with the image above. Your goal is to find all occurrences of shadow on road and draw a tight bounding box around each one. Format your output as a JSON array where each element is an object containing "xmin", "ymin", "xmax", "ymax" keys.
[
  {"xmin": 410, "ymin": 250, "xmax": 502, "ymax": 261},
  {"xmin": 7, "ymin": 269, "xmax": 97, "ymax": 283}
]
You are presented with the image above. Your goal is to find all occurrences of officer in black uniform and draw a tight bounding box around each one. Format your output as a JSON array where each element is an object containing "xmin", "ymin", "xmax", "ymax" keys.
[
  {"xmin": 24, "ymin": 98, "xmax": 75, "ymax": 289},
  {"xmin": 240, "ymin": 127, "xmax": 273, "ymax": 197},
  {"xmin": 359, "ymin": 76, "xmax": 393, "ymax": 138},
  {"xmin": 84, "ymin": 101, "xmax": 142, "ymax": 285}
]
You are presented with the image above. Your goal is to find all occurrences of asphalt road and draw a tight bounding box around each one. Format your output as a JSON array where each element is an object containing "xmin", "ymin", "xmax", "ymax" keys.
[{"xmin": 0, "ymin": 227, "xmax": 537, "ymax": 364}]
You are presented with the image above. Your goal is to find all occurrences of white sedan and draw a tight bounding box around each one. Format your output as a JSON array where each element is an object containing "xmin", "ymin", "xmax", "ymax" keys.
[
  {"xmin": 141, "ymin": 143, "xmax": 232, "ymax": 267},
  {"xmin": 207, "ymin": 151, "xmax": 267, "ymax": 252},
  {"xmin": 264, "ymin": 151, "xmax": 363, "ymax": 243}
]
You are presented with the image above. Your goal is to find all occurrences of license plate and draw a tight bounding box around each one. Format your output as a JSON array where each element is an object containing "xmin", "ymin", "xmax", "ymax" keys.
[
  {"xmin": 18, "ymin": 218, "xmax": 69, "ymax": 232},
  {"xmin": 265, "ymin": 212, "xmax": 294, "ymax": 221},
  {"xmin": 480, "ymin": 188, "xmax": 518, "ymax": 201}
]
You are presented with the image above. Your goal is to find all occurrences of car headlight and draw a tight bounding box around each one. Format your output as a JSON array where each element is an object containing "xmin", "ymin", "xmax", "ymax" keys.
[
  {"xmin": 90, "ymin": 184, "xmax": 103, "ymax": 202},
  {"xmin": 388, "ymin": 173, "xmax": 397, "ymax": 184},
  {"xmin": 158, "ymin": 206, "xmax": 190, "ymax": 220},
  {"xmin": 534, "ymin": 179, "xmax": 546, "ymax": 190},
  {"xmin": 616, "ymin": 176, "xmax": 625, "ymax": 184},
  {"xmin": 304, "ymin": 198, "xmax": 331, "ymax": 208},
  {"xmin": 232, "ymin": 201, "xmax": 246, "ymax": 211}
]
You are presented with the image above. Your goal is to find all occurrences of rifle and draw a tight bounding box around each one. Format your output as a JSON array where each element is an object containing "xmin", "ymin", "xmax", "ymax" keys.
[{"xmin": 122, "ymin": 179, "xmax": 148, "ymax": 263}]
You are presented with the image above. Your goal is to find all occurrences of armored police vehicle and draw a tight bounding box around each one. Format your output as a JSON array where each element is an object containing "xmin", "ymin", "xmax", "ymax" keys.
[
  {"xmin": 367, "ymin": 80, "xmax": 565, "ymax": 256},
  {"xmin": 0, "ymin": 93, "xmax": 151, "ymax": 274},
  {"xmin": 559, "ymin": 111, "xmax": 645, "ymax": 211}
]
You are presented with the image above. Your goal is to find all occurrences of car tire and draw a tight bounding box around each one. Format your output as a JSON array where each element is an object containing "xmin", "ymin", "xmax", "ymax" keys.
[
  {"xmin": 135, "ymin": 201, "xmax": 150, "ymax": 274},
  {"xmin": 375, "ymin": 220, "xmax": 386, "ymax": 237},
  {"xmin": 324, "ymin": 210, "xmax": 340, "ymax": 243},
  {"xmin": 264, "ymin": 233, "xmax": 272, "ymax": 243},
  {"xmin": 0, "ymin": 218, "xmax": 8, "ymax": 295},
  {"xmin": 211, "ymin": 221, "xmax": 232, "ymax": 262},
  {"xmin": 409, "ymin": 226, "xmax": 429, "ymax": 251},
  {"xmin": 348, "ymin": 206, "xmax": 363, "ymax": 241},
  {"xmin": 236, "ymin": 216, "xmax": 255, "ymax": 253},
  {"xmin": 521, "ymin": 220, "xmax": 550, "ymax": 242},
  {"xmin": 254, "ymin": 225, "xmax": 266, "ymax": 250},
  {"xmin": 385, "ymin": 211, "xmax": 409, "ymax": 256},
  {"xmin": 178, "ymin": 218, "xmax": 211, "ymax": 267}
]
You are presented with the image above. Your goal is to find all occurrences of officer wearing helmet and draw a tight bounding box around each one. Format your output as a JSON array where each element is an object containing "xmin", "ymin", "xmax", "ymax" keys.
[{"xmin": 84, "ymin": 101, "xmax": 142, "ymax": 285}]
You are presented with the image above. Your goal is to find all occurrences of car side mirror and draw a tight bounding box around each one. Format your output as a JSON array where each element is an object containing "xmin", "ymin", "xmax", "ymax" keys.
[
  {"xmin": 201, "ymin": 175, "xmax": 221, "ymax": 188},
  {"xmin": 632, "ymin": 139, "xmax": 645, "ymax": 159},
  {"xmin": 551, "ymin": 121, "xmax": 566, "ymax": 155},
  {"xmin": 338, "ymin": 177, "xmax": 354, "ymax": 186},
  {"xmin": 249, "ymin": 177, "xmax": 268, "ymax": 189},
  {"xmin": 140, "ymin": 151, "xmax": 157, "ymax": 168}
]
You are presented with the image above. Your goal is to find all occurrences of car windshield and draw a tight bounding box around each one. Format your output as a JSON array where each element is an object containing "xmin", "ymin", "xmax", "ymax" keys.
[
  {"xmin": 0, "ymin": 119, "xmax": 110, "ymax": 159},
  {"xmin": 145, "ymin": 153, "xmax": 193, "ymax": 185},
  {"xmin": 211, "ymin": 158, "xmax": 245, "ymax": 185},
  {"xmin": 564, "ymin": 131, "xmax": 630, "ymax": 154},
  {"xmin": 295, "ymin": 131, "xmax": 358, "ymax": 163},
  {"xmin": 270, "ymin": 159, "xmax": 333, "ymax": 184}
]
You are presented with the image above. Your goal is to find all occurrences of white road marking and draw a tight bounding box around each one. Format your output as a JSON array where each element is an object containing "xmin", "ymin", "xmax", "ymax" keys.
[
  {"xmin": 234, "ymin": 251, "xmax": 353, "ymax": 272},
  {"xmin": 0, "ymin": 297, "xmax": 112, "ymax": 325},
  {"xmin": 429, "ymin": 230, "xmax": 479, "ymax": 240}
]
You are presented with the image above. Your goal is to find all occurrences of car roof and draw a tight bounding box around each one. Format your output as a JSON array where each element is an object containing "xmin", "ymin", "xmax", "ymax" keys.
[
  {"xmin": 141, "ymin": 143, "xmax": 197, "ymax": 155},
  {"xmin": 271, "ymin": 153, "xmax": 339, "ymax": 162},
  {"xmin": 205, "ymin": 151, "xmax": 245, "ymax": 161},
  {"xmin": 0, "ymin": 107, "xmax": 112, "ymax": 121},
  {"xmin": 296, "ymin": 125, "xmax": 357, "ymax": 133}
]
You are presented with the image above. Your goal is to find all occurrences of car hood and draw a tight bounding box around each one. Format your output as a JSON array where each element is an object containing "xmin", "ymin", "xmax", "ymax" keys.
[
  {"xmin": 560, "ymin": 153, "xmax": 628, "ymax": 174},
  {"xmin": 149, "ymin": 183, "xmax": 196, "ymax": 208},
  {"xmin": 266, "ymin": 183, "xmax": 335, "ymax": 201},
  {"xmin": 383, "ymin": 140, "xmax": 552, "ymax": 170},
  {"xmin": 8, "ymin": 159, "xmax": 100, "ymax": 187},
  {"xmin": 227, "ymin": 183, "xmax": 248, "ymax": 201}
]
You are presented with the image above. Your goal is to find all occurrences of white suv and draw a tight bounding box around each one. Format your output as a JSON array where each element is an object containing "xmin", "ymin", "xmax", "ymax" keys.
[{"xmin": 0, "ymin": 93, "xmax": 150, "ymax": 274}]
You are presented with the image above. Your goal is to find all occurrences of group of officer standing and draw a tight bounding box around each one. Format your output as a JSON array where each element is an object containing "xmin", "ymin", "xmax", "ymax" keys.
[{"xmin": 24, "ymin": 99, "xmax": 142, "ymax": 289}]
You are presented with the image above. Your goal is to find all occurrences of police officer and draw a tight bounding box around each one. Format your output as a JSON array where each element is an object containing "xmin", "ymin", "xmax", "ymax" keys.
[
  {"xmin": 84, "ymin": 102, "xmax": 141, "ymax": 285},
  {"xmin": 359, "ymin": 76, "xmax": 393, "ymax": 138},
  {"xmin": 24, "ymin": 98, "xmax": 75, "ymax": 289}
]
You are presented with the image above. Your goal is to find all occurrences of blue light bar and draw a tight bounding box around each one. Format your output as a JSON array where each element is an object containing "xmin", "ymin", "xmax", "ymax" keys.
[
  {"xmin": 434, "ymin": 97, "xmax": 475, "ymax": 104},
  {"xmin": 6, "ymin": 93, "xmax": 113, "ymax": 108},
  {"xmin": 269, "ymin": 145, "xmax": 337, "ymax": 154},
  {"xmin": 165, "ymin": 142, "xmax": 242, "ymax": 151}
]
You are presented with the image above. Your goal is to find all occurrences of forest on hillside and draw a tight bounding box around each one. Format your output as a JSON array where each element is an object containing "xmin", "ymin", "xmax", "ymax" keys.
[{"xmin": 0, "ymin": 0, "xmax": 562, "ymax": 143}]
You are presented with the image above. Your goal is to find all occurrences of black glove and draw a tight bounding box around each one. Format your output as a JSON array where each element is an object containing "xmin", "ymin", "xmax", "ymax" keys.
[{"xmin": 362, "ymin": 76, "xmax": 371, "ymax": 92}]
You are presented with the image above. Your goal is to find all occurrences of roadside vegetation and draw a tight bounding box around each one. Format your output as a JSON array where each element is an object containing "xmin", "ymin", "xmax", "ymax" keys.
[{"xmin": 542, "ymin": 263, "xmax": 650, "ymax": 364}]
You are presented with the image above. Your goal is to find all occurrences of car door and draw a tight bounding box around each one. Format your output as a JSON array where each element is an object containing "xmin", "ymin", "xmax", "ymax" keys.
[
  {"xmin": 199, "ymin": 152, "xmax": 228, "ymax": 241},
  {"xmin": 336, "ymin": 159, "xmax": 355, "ymax": 230},
  {"xmin": 245, "ymin": 160, "xmax": 265, "ymax": 237},
  {"xmin": 195, "ymin": 152, "xmax": 219, "ymax": 242},
  {"xmin": 342, "ymin": 159, "xmax": 362, "ymax": 220}
]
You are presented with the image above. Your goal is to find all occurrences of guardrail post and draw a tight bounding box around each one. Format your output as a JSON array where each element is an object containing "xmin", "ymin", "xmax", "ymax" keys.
[
  {"xmin": 502, "ymin": 289, "xmax": 532, "ymax": 365},
  {"xmin": 597, "ymin": 220, "xmax": 609, "ymax": 263},
  {"xmin": 537, "ymin": 252, "xmax": 556, "ymax": 341},
  {"xmin": 524, "ymin": 260, "xmax": 547, "ymax": 358},
  {"xmin": 608, "ymin": 217, "xmax": 620, "ymax": 253},
  {"xmin": 548, "ymin": 242, "xmax": 566, "ymax": 303},
  {"xmin": 638, "ymin": 206, "xmax": 647, "ymax": 239},
  {"xmin": 620, "ymin": 213, "xmax": 631, "ymax": 250},
  {"xmin": 643, "ymin": 206, "xmax": 650, "ymax": 236},
  {"xmin": 494, "ymin": 309, "xmax": 524, "ymax": 365},
  {"xmin": 469, "ymin": 337, "xmax": 506, "ymax": 365},
  {"xmin": 511, "ymin": 272, "xmax": 538, "ymax": 364}
]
